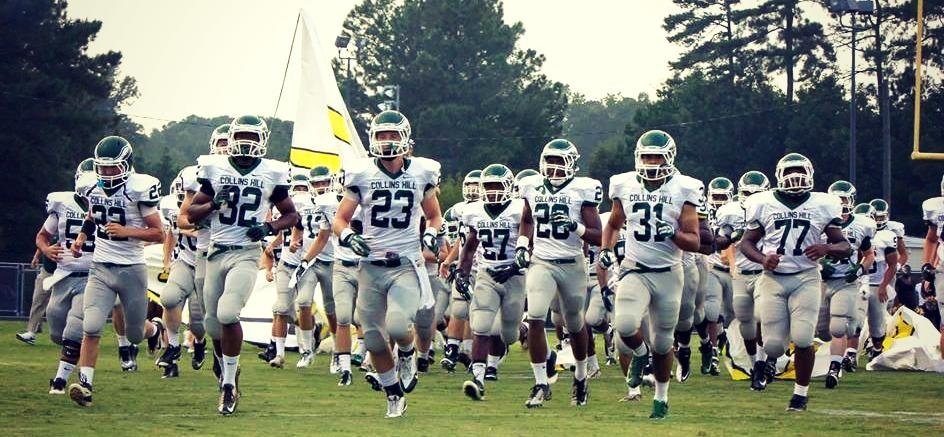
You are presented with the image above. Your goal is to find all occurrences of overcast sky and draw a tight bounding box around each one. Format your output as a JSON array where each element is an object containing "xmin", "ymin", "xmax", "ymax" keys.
[{"xmin": 68, "ymin": 0, "xmax": 683, "ymax": 132}]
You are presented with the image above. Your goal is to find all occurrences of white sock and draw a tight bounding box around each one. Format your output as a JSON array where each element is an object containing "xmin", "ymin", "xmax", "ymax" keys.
[
  {"xmin": 222, "ymin": 354, "xmax": 239, "ymax": 386},
  {"xmin": 274, "ymin": 337, "xmax": 286, "ymax": 357},
  {"xmin": 339, "ymin": 353, "xmax": 351, "ymax": 372},
  {"xmin": 587, "ymin": 354, "xmax": 599, "ymax": 369},
  {"xmin": 679, "ymin": 340, "xmax": 691, "ymax": 349},
  {"xmin": 462, "ymin": 339, "xmax": 473, "ymax": 353},
  {"xmin": 531, "ymin": 362, "xmax": 548, "ymax": 385},
  {"xmin": 55, "ymin": 361, "xmax": 75, "ymax": 381},
  {"xmin": 486, "ymin": 354, "xmax": 500, "ymax": 369},
  {"xmin": 794, "ymin": 383, "xmax": 809, "ymax": 397},
  {"xmin": 447, "ymin": 338, "xmax": 460, "ymax": 347},
  {"xmin": 117, "ymin": 335, "xmax": 130, "ymax": 347},
  {"xmin": 845, "ymin": 347, "xmax": 856, "ymax": 355},
  {"xmin": 757, "ymin": 348, "xmax": 767, "ymax": 362},
  {"xmin": 79, "ymin": 366, "xmax": 94, "ymax": 386},
  {"xmin": 378, "ymin": 368, "xmax": 398, "ymax": 387},
  {"xmin": 300, "ymin": 329, "xmax": 313, "ymax": 353},
  {"xmin": 167, "ymin": 330, "xmax": 180, "ymax": 348},
  {"xmin": 419, "ymin": 349, "xmax": 430, "ymax": 359},
  {"xmin": 398, "ymin": 343, "xmax": 415, "ymax": 354},
  {"xmin": 831, "ymin": 354, "xmax": 842, "ymax": 363},
  {"xmin": 472, "ymin": 362, "xmax": 486, "ymax": 383},
  {"xmin": 654, "ymin": 381, "xmax": 669, "ymax": 402},
  {"xmin": 574, "ymin": 359, "xmax": 587, "ymax": 381},
  {"xmin": 632, "ymin": 342, "xmax": 648, "ymax": 357}
]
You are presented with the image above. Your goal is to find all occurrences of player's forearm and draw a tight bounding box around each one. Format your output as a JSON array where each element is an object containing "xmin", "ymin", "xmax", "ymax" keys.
[
  {"xmin": 740, "ymin": 230, "xmax": 766, "ymax": 264},
  {"xmin": 129, "ymin": 226, "xmax": 165, "ymax": 243},
  {"xmin": 923, "ymin": 227, "xmax": 938, "ymax": 265},
  {"xmin": 442, "ymin": 242, "xmax": 460, "ymax": 267},
  {"xmin": 270, "ymin": 212, "xmax": 299, "ymax": 233},
  {"xmin": 35, "ymin": 229, "xmax": 53, "ymax": 251},
  {"xmin": 672, "ymin": 231, "xmax": 700, "ymax": 252},
  {"xmin": 897, "ymin": 239, "xmax": 909, "ymax": 266},
  {"xmin": 602, "ymin": 222, "xmax": 620, "ymax": 249},
  {"xmin": 458, "ymin": 240, "xmax": 477, "ymax": 276},
  {"xmin": 187, "ymin": 201, "xmax": 215, "ymax": 223},
  {"xmin": 162, "ymin": 233, "xmax": 174, "ymax": 267},
  {"xmin": 825, "ymin": 240, "xmax": 852, "ymax": 259},
  {"xmin": 303, "ymin": 231, "xmax": 330, "ymax": 263},
  {"xmin": 596, "ymin": 266, "xmax": 608, "ymax": 290},
  {"xmin": 177, "ymin": 194, "xmax": 197, "ymax": 230},
  {"xmin": 579, "ymin": 226, "xmax": 602, "ymax": 247},
  {"xmin": 698, "ymin": 222, "xmax": 715, "ymax": 255}
]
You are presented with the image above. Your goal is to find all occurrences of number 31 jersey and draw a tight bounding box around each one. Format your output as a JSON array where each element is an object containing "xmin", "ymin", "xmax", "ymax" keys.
[
  {"xmin": 344, "ymin": 157, "xmax": 441, "ymax": 261},
  {"xmin": 608, "ymin": 172, "xmax": 703, "ymax": 269},
  {"xmin": 462, "ymin": 199, "xmax": 524, "ymax": 269},
  {"xmin": 197, "ymin": 155, "xmax": 291, "ymax": 246},
  {"xmin": 519, "ymin": 175, "xmax": 602, "ymax": 260},
  {"xmin": 744, "ymin": 191, "xmax": 842, "ymax": 274},
  {"xmin": 83, "ymin": 173, "xmax": 162, "ymax": 265}
]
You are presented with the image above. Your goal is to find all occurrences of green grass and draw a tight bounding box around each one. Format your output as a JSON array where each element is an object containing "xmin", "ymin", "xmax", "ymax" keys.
[{"xmin": 1, "ymin": 320, "xmax": 942, "ymax": 436}]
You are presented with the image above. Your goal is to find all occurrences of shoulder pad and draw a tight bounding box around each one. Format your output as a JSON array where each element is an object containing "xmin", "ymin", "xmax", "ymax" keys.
[{"xmin": 127, "ymin": 173, "xmax": 162, "ymax": 203}]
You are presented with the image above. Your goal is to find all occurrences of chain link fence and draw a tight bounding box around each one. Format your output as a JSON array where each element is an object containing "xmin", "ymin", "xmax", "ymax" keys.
[{"xmin": 0, "ymin": 263, "xmax": 39, "ymax": 319}]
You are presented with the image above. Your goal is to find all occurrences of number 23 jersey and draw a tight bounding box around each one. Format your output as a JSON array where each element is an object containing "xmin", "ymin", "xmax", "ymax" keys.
[
  {"xmin": 744, "ymin": 191, "xmax": 842, "ymax": 274},
  {"xmin": 519, "ymin": 175, "xmax": 602, "ymax": 260},
  {"xmin": 197, "ymin": 155, "xmax": 291, "ymax": 246},
  {"xmin": 343, "ymin": 157, "xmax": 441, "ymax": 261},
  {"xmin": 608, "ymin": 172, "xmax": 703, "ymax": 269},
  {"xmin": 83, "ymin": 173, "xmax": 162, "ymax": 265}
]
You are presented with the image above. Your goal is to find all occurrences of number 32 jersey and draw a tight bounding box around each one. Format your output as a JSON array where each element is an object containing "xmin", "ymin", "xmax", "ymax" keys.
[
  {"xmin": 608, "ymin": 172, "xmax": 703, "ymax": 269},
  {"xmin": 744, "ymin": 191, "xmax": 843, "ymax": 274},
  {"xmin": 197, "ymin": 155, "xmax": 291, "ymax": 246},
  {"xmin": 519, "ymin": 175, "xmax": 602, "ymax": 260},
  {"xmin": 462, "ymin": 199, "xmax": 524, "ymax": 269},
  {"xmin": 83, "ymin": 173, "xmax": 162, "ymax": 265},
  {"xmin": 344, "ymin": 157, "xmax": 441, "ymax": 261}
]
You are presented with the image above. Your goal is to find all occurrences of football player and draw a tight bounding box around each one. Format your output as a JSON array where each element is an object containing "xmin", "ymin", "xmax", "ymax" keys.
[
  {"xmin": 870, "ymin": 199, "xmax": 908, "ymax": 267},
  {"xmin": 676, "ymin": 192, "xmax": 716, "ymax": 382},
  {"xmin": 602, "ymin": 130, "xmax": 701, "ymax": 419},
  {"xmin": 40, "ymin": 160, "xmax": 96, "ymax": 394},
  {"xmin": 921, "ymin": 175, "xmax": 944, "ymax": 356},
  {"xmin": 156, "ymin": 171, "xmax": 204, "ymax": 378},
  {"xmin": 516, "ymin": 138, "xmax": 602, "ymax": 408},
  {"xmin": 456, "ymin": 164, "xmax": 525, "ymax": 400},
  {"xmin": 187, "ymin": 115, "xmax": 299, "ymax": 415},
  {"xmin": 67, "ymin": 136, "xmax": 167, "ymax": 407},
  {"xmin": 741, "ymin": 153, "xmax": 851, "ymax": 412},
  {"xmin": 863, "ymin": 199, "xmax": 899, "ymax": 360},
  {"xmin": 815, "ymin": 181, "xmax": 875, "ymax": 389},
  {"xmin": 333, "ymin": 110, "xmax": 442, "ymax": 418}
]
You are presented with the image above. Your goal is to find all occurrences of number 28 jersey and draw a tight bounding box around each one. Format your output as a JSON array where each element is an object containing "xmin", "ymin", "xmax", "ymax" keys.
[
  {"xmin": 344, "ymin": 157, "xmax": 441, "ymax": 261},
  {"xmin": 197, "ymin": 155, "xmax": 291, "ymax": 246},
  {"xmin": 461, "ymin": 199, "xmax": 524, "ymax": 269},
  {"xmin": 744, "ymin": 191, "xmax": 843, "ymax": 274},
  {"xmin": 83, "ymin": 173, "xmax": 161, "ymax": 265},
  {"xmin": 519, "ymin": 175, "xmax": 602, "ymax": 260},
  {"xmin": 609, "ymin": 172, "xmax": 703, "ymax": 269}
]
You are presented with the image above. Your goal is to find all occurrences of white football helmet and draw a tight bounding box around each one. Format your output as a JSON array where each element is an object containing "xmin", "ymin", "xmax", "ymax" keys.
[
  {"xmin": 479, "ymin": 164, "xmax": 514, "ymax": 204},
  {"xmin": 634, "ymin": 130, "xmax": 677, "ymax": 181},
  {"xmin": 368, "ymin": 110, "xmax": 411, "ymax": 158},
  {"xmin": 462, "ymin": 170, "xmax": 482, "ymax": 202},
  {"xmin": 228, "ymin": 115, "xmax": 269, "ymax": 157},
  {"xmin": 540, "ymin": 139, "xmax": 580, "ymax": 186},
  {"xmin": 209, "ymin": 124, "xmax": 230, "ymax": 155},
  {"xmin": 775, "ymin": 153, "xmax": 814, "ymax": 194}
]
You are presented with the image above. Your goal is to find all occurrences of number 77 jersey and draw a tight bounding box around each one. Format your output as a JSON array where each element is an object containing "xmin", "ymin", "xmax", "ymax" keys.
[
  {"xmin": 743, "ymin": 190, "xmax": 843, "ymax": 274},
  {"xmin": 608, "ymin": 172, "xmax": 703, "ymax": 269},
  {"xmin": 519, "ymin": 174, "xmax": 602, "ymax": 259}
]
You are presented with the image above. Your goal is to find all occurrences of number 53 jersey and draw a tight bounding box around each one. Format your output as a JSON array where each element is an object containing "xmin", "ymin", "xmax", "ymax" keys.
[
  {"xmin": 83, "ymin": 173, "xmax": 162, "ymax": 265},
  {"xmin": 197, "ymin": 155, "xmax": 291, "ymax": 246},
  {"xmin": 744, "ymin": 190, "xmax": 843, "ymax": 274},
  {"xmin": 343, "ymin": 157, "xmax": 441, "ymax": 261},
  {"xmin": 519, "ymin": 175, "xmax": 602, "ymax": 260},
  {"xmin": 608, "ymin": 172, "xmax": 703, "ymax": 269}
]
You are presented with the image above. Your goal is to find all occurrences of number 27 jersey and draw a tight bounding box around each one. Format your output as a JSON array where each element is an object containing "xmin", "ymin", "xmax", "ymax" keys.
[
  {"xmin": 519, "ymin": 175, "xmax": 602, "ymax": 260},
  {"xmin": 744, "ymin": 191, "xmax": 842, "ymax": 274}
]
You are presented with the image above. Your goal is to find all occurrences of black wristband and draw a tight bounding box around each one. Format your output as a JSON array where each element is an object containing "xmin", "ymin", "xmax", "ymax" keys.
[{"xmin": 81, "ymin": 218, "xmax": 96, "ymax": 236}]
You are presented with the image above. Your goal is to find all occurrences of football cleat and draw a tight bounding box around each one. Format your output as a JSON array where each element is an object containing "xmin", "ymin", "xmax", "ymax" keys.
[
  {"xmin": 588, "ymin": 359, "xmax": 602, "ymax": 380},
  {"xmin": 867, "ymin": 347, "xmax": 883, "ymax": 362},
  {"xmin": 68, "ymin": 381, "xmax": 93, "ymax": 407},
  {"xmin": 329, "ymin": 353, "xmax": 340, "ymax": 374},
  {"xmin": 463, "ymin": 379, "xmax": 485, "ymax": 401},
  {"xmin": 627, "ymin": 353, "xmax": 648, "ymax": 388},
  {"xmin": 385, "ymin": 395, "xmax": 407, "ymax": 418},
  {"xmin": 699, "ymin": 342, "xmax": 712, "ymax": 374},
  {"xmin": 709, "ymin": 348, "xmax": 720, "ymax": 376},
  {"xmin": 416, "ymin": 356, "xmax": 430, "ymax": 374},
  {"xmin": 49, "ymin": 378, "xmax": 67, "ymax": 395},
  {"xmin": 258, "ymin": 341, "xmax": 276, "ymax": 363},
  {"xmin": 605, "ymin": 356, "xmax": 618, "ymax": 367},
  {"xmin": 750, "ymin": 361, "xmax": 767, "ymax": 391},
  {"xmin": 15, "ymin": 331, "xmax": 36, "ymax": 345},
  {"xmin": 484, "ymin": 366, "xmax": 499, "ymax": 381},
  {"xmin": 296, "ymin": 351, "xmax": 314, "ymax": 369},
  {"xmin": 717, "ymin": 330, "xmax": 728, "ymax": 353},
  {"xmin": 825, "ymin": 362, "xmax": 841, "ymax": 389},
  {"xmin": 119, "ymin": 345, "xmax": 138, "ymax": 372},
  {"xmin": 525, "ymin": 384, "xmax": 551, "ymax": 408},
  {"xmin": 571, "ymin": 378, "xmax": 589, "ymax": 406},
  {"xmin": 764, "ymin": 357, "xmax": 778, "ymax": 385},
  {"xmin": 457, "ymin": 352, "xmax": 472, "ymax": 371},
  {"xmin": 157, "ymin": 345, "xmax": 181, "ymax": 368},
  {"xmin": 546, "ymin": 350, "xmax": 559, "ymax": 384},
  {"xmin": 620, "ymin": 386, "xmax": 642, "ymax": 402},
  {"xmin": 351, "ymin": 352, "xmax": 364, "ymax": 367},
  {"xmin": 365, "ymin": 372, "xmax": 383, "ymax": 392},
  {"xmin": 192, "ymin": 340, "xmax": 206, "ymax": 370},
  {"xmin": 218, "ymin": 383, "xmax": 239, "ymax": 415},
  {"xmin": 398, "ymin": 349, "xmax": 418, "ymax": 394},
  {"xmin": 212, "ymin": 354, "xmax": 223, "ymax": 385},
  {"xmin": 441, "ymin": 344, "xmax": 459, "ymax": 372},
  {"xmin": 338, "ymin": 370, "xmax": 353, "ymax": 387},
  {"xmin": 650, "ymin": 400, "xmax": 669, "ymax": 420},
  {"xmin": 268, "ymin": 355, "xmax": 285, "ymax": 369},
  {"xmin": 148, "ymin": 317, "xmax": 165, "ymax": 357},
  {"xmin": 842, "ymin": 353, "xmax": 857, "ymax": 373},
  {"xmin": 162, "ymin": 362, "xmax": 179, "ymax": 379},
  {"xmin": 676, "ymin": 347, "xmax": 692, "ymax": 383},
  {"xmin": 786, "ymin": 394, "xmax": 808, "ymax": 412}
]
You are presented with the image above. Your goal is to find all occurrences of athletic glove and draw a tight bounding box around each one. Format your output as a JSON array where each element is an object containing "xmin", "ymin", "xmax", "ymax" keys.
[
  {"xmin": 296, "ymin": 259, "xmax": 310, "ymax": 282},
  {"xmin": 598, "ymin": 248, "xmax": 616, "ymax": 269},
  {"xmin": 158, "ymin": 268, "xmax": 169, "ymax": 283},
  {"xmin": 601, "ymin": 285, "xmax": 615, "ymax": 312},
  {"xmin": 340, "ymin": 228, "xmax": 370, "ymax": 257},
  {"xmin": 922, "ymin": 263, "xmax": 936, "ymax": 283},
  {"xmin": 730, "ymin": 228, "xmax": 744, "ymax": 243},
  {"xmin": 455, "ymin": 273, "xmax": 472, "ymax": 301},
  {"xmin": 654, "ymin": 218, "xmax": 676, "ymax": 240},
  {"xmin": 422, "ymin": 228, "xmax": 439, "ymax": 255},
  {"xmin": 212, "ymin": 188, "xmax": 235, "ymax": 210},
  {"xmin": 844, "ymin": 263, "xmax": 864, "ymax": 284},
  {"xmin": 514, "ymin": 246, "xmax": 531, "ymax": 269},
  {"xmin": 246, "ymin": 222, "xmax": 273, "ymax": 242},
  {"xmin": 551, "ymin": 211, "xmax": 577, "ymax": 232},
  {"xmin": 489, "ymin": 264, "xmax": 521, "ymax": 284},
  {"xmin": 445, "ymin": 264, "xmax": 458, "ymax": 284}
]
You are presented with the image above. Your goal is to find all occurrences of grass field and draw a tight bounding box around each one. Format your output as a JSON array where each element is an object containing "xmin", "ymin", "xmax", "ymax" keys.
[{"xmin": 1, "ymin": 320, "xmax": 942, "ymax": 436}]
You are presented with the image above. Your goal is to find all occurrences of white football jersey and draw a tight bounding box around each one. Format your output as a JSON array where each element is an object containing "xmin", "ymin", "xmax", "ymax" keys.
[
  {"xmin": 179, "ymin": 164, "xmax": 212, "ymax": 252},
  {"xmin": 82, "ymin": 173, "xmax": 161, "ymax": 265},
  {"xmin": 884, "ymin": 220, "xmax": 905, "ymax": 240},
  {"xmin": 452, "ymin": 200, "xmax": 474, "ymax": 263},
  {"xmin": 744, "ymin": 191, "xmax": 843, "ymax": 274},
  {"xmin": 923, "ymin": 197, "xmax": 944, "ymax": 264},
  {"xmin": 197, "ymin": 155, "xmax": 291, "ymax": 246},
  {"xmin": 43, "ymin": 191, "xmax": 94, "ymax": 272},
  {"xmin": 159, "ymin": 195, "xmax": 197, "ymax": 267},
  {"xmin": 311, "ymin": 192, "xmax": 340, "ymax": 262},
  {"xmin": 520, "ymin": 175, "xmax": 602, "ymax": 260},
  {"xmin": 278, "ymin": 193, "xmax": 319, "ymax": 266},
  {"xmin": 609, "ymin": 172, "xmax": 703, "ymax": 269},
  {"xmin": 462, "ymin": 199, "xmax": 524, "ymax": 269},
  {"xmin": 823, "ymin": 213, "xmax": 876, "ymax": 279},
  {"xmin": 713, "ymin": 201, "xmax": 764, "ymax": 272},
  {"xmin": 867, "ymin": 228, "xmax": 898, "ymax": 285},
  {"xmin": 344, "ymin": 157, "xmax": 440, "ymax": 261}
]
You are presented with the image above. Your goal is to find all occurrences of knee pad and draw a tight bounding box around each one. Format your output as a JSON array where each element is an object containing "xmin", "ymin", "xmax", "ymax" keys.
[
  {"xmin": 563, "ymin": 310, "xmax": 585, "ymax": 334},
  {"xmin": 451, "ymin": 300, "xmax": 469, "ymax": 320},
  {"xmin": 763, "ymin": 338, "xmax": 786, "ymax": 358},
  {"xmin": 614, "ymin": 313, "xmax": 641, "ymax": 339},
  {"xmin": 385, "ymin": 311, "xmax": 411, "ymax": 341},
  {"xmin": 740, "ymin": 319, "xmax": 758, "ymax": 341},
  {"xmin": 615, "ymin": 334, "xmax": 633, "ymax": 355},
  {"xmin": 651, "ymin": 329, "xmax": 674, "ymax": 355},
  {"xmin": 829, "ymin": 317, "xmax": 853, "ymax": 339},
  {"xmin": 733, "ymin": 296, "xmax": 755, "ymax": 324},
  {"xmin": 470, "ymin": 311, "xmax": 495, "ymax": 337},
  {"xmin": 271, "ymin": 300, "xmax": 294, "ymax": 317},
  {"xmin": 363, "ymin": 330, "xmax": 388, "ymax": 353},
  {"xmin": 590, "ymin": 321, "xmax": 609, "ymax": 334},
  {"xmin": 61, "ymin": 339, "xmax": 82, "ymax": 364}
]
